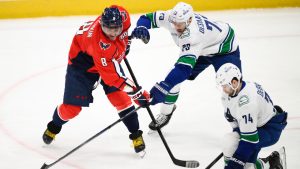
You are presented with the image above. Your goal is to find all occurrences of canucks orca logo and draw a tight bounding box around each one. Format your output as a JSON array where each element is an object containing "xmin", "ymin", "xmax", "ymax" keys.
[{"xmin": 99, "ymin": 41, "xmax": 110, "ymax": 50}]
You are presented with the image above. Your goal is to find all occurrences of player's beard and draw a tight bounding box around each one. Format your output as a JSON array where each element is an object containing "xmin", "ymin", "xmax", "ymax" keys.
[{"xmin": 176, "ymin": 28, "xmax": 185, "ymax": 34}]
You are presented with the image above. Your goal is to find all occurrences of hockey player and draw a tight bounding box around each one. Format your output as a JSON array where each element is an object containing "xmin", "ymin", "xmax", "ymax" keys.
[
  {"xmin": 131, "ymin": 2, "xmax": 242, "ymax": 131},
  {"xmin": 42, "ymin": 5, "xmax": 150, "ymax": 155},
  {"xmin": 216, "ymin": 63, "xmax": 287, "ymax": 169}
]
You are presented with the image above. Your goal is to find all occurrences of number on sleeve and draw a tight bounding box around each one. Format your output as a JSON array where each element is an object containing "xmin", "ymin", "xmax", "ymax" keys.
[
  {"xmin": 264, "ymin": 92, "xmax": 273, "ymax": 104},
  {"xmin": 204, "ymin": 20, "xmax": 222, "ymax": 32},
  {"xmin": 76, "ymin": 21, "xmax": 93, "ymax": 35}
]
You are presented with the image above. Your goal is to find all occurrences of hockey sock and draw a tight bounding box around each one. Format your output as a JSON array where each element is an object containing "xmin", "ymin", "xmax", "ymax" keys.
[
  {"xmin": 118, "ymin": 106, "xmax": 139, "ymax": 133},
  {"xmin": 52, "ymin": 107, "xmax": 68, "ymax": 127},
  {"xmin": 47, "ymin": 121, "xmax": 62, "ymax": 134},
  {"xmin": 161, "ymin": 104, "xmax": 175, "ymax": 115}
]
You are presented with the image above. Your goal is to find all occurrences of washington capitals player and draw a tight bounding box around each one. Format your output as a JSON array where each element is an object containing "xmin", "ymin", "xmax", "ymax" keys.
[
  {"xmin": 216, "ymin": 63, "xmax": 287, "ymax": 169},
  {"xmin": 42, "ymin": 5, "xmax": 150, "ymax": 155},
  {"xmin": 131, "ymin": 2, "xmax": 242, "ymax": 131}
]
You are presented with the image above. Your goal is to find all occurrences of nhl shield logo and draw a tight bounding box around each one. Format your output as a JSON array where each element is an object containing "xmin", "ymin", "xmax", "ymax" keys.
[{"xmin": 99, "ymin": 41, "xmax": 111, "ymax": 50}]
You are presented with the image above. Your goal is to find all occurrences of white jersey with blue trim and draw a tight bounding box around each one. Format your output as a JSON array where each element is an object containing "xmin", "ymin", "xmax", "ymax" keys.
[
  {"xmin": 153, "ymin": 10, "xmax": 239, "ymax": 58},
  {"xmin": 221, "ymin": 81, "xmax": 276, "ymax": 135}
]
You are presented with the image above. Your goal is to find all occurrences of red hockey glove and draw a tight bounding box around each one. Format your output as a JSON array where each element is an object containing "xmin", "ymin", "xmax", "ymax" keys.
[{"xmin": 127, "ymin": 86, "xmax": 150, "ymax": 107}]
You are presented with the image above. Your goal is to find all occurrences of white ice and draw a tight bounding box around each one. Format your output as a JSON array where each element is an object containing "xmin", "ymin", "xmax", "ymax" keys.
[{"xmin": 0, "ymin": 8, "xmax": 299, "ymax": 169}]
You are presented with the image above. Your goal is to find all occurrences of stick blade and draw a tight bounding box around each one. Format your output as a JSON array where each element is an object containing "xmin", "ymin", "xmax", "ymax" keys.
[
  {"xmin": 174, "ymin": 159, "xmax": 200, "ymax": 168},
  {"xmin": 41, "ymin": 163, "xmax": 49, "ymax": 169},
  {"xmin": 186, "ymin": 160, "xmax": 200, "ymax": 168}
]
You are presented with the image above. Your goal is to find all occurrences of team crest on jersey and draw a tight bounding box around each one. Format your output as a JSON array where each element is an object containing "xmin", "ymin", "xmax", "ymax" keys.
[
  {"xmin": 239, "ymin": 95, "xmax": 250, "ymax": 107},
  {"xmin": 99, "ymin": 41, "xmax": 110, "ymax": 50}
]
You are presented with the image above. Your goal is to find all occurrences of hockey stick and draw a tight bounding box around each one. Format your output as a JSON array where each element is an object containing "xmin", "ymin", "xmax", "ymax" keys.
[
  {"xmin": 124, "ymin": 57, "xmax": 200, "ymax": 168},
  {"xmin": 205, "ymin": 153, "xmax": 223, "ymax": 169},
  {"xmin": 40, "ymin": 106, "xmax": 142, "ymax": 169}
]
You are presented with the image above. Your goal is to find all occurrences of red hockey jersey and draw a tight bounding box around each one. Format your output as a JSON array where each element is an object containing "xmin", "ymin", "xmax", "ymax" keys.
[{"xmin": 68, "ymin": 5, "xmax": 131, "ymax": 90}]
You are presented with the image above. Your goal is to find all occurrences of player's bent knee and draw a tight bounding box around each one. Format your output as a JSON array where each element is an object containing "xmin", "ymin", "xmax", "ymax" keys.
[
  {"xmin": 107, "ymin": 91, "xmax": 132, "ymax": 111},
  {"xmin": 58, "ymin": 104, "xmax": 82, "ymax": 121},
  {"xmin": 222, "ymin": 132, "xmax": 240, "ymax": 157}
]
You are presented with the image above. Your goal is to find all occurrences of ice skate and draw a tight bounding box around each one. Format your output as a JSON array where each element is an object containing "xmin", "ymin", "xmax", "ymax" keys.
[
  {"xmin": 42, "ymin": 121, "xmax": 61, "ymax": 145},
  {"xmin": 148, "ymin": 105, "xmax": 176, "ymax": 134},
  {"xmin": 42, "ymin": 129, "xmax": 56, "ymax": 144},
  {"xmin": 261, "ymin": 147, "xmax": 286, "ymax": 169},
  {"xmin": 129, "ymin": 130, "xmax": 146, "ymax": 158}
]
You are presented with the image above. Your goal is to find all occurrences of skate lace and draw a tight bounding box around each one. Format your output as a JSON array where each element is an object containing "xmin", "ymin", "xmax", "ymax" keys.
[{"xmin": 156, "ymin": 114, "xmax": 168, "ymax": 125}]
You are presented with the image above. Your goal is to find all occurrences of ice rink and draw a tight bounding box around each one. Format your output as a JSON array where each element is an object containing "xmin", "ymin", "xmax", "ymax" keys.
[{"xmin": 0, "ymin": 8, "xmax": 299, "ymax": 169}]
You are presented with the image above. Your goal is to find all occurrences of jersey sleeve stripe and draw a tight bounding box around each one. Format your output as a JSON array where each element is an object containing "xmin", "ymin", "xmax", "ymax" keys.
[
  {"xmin": 112, "ymin": 59, "xmax": 126, "ymax": 79},
  {"xmin": 218, "ymin": 26, "xmax": 235, "ymax": 54},
  {"xmin": 153, "ymin": 12, "xmax": 158, "ymax": 28},
  {"xmin": 240, "ymin": 130, "xmax": 259, "ymax": 143},
  {"xmin": 165, "ymin": 92, "xmax": 179, "ymax": 104},
  {"xmin": 146, "ymin": 12, "xmax": 158, "ymax": 28},
  {"xmin": 176, "ymin": 55, "xmax": 197, "ymax": 68}
]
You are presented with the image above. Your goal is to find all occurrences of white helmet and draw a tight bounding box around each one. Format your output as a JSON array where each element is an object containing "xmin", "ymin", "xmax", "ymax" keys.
[
  {"xmin": 169, "ymin": 2, "xmax": 193, "ymax": 25},
  {"xmin": 216, "ymin": 63, "xmax": 242, "ymax": 89}
]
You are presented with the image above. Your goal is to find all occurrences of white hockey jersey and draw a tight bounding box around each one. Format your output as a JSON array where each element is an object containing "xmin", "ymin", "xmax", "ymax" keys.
[
  {"xmin": 221, "ymin": 81, "xmax": 276, "ymax": 143},
  {"xmin": 149, "ymin": 10, "xmax": 239, "ymax": 58}
]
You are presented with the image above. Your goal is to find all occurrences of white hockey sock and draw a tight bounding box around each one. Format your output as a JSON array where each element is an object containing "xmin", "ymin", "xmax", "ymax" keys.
[{"xmin": 160, "ymin": 104, "xmax": 175, "ymax": 115}]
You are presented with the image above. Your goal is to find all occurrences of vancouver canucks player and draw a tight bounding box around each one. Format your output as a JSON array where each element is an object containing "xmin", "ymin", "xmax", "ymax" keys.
[
  {"xmin": 131, "ymin": 2, "xmax": 241, "ymax": 131},
  {"xmin": 216, "ymin": 63, "xmax": 287, "ymax": 169}
]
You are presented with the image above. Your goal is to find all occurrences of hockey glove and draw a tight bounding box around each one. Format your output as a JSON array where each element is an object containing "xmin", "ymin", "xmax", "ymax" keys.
[
  {"xmin": 131, "ymin": 26, "xmax": 150, "ymax": 44},
  {"xmin": 127, "ymin": 86, "xmax": 150, "ymax": 107},
  {"xmin": 225, "ymin": 156, "xmax": 245, "ymax": 169},
  {"xmin": 150, "ymin": 81, "xmax": 172, "ymax": 105}
]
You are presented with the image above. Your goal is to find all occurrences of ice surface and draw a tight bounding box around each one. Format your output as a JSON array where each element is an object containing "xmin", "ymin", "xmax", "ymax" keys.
[{"xmin": 0, "ymin": 8, "xmax": 299, "ymax": 169}]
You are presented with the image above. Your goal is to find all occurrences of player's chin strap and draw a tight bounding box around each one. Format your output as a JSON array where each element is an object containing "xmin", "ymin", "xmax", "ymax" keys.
[{"xmin": 230, "ymin": 80, "xmax": 241, "ymax": 97}]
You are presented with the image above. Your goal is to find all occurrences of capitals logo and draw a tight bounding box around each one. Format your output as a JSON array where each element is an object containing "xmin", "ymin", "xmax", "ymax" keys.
[{"xmin": 99, "ymin": 41, "xmax": 111, "ymax": 50}]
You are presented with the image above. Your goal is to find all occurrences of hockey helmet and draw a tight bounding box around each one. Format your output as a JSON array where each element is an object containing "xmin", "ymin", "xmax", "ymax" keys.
[
  {"xmin": 169, "ymin": 2, "xmax": 193, "ymax": 26},
  {"xmin": 101, "ymin": 7, "xmax": 123, "ymax": 28},
  {"xmin": 216, "ymin": 63, "xmax": 242, "ymax": 91},
  {"xmin": 101, "ymin": 7, "xmax": 123, "ymax": 40}
]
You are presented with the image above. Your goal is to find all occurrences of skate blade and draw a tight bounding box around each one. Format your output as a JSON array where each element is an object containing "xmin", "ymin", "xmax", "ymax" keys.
[
  {"xmin": 278, "ymin": 146, "xmax": 287, "ymax": 169},
  {"xmin": 137, "ymin": 150, "xmax": 146, "ymax": 158}
]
